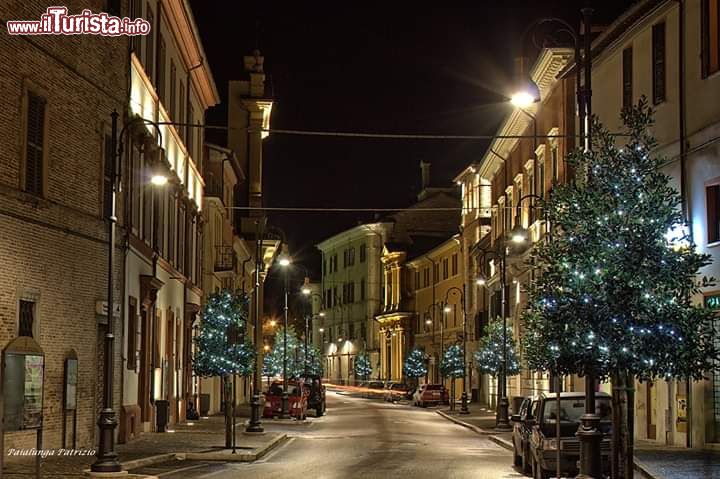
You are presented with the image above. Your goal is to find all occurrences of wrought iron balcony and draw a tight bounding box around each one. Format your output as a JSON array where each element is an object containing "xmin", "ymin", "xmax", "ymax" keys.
[{"xmin": 214, "ymin": 245, "xmax": 236, "ymax": 272}]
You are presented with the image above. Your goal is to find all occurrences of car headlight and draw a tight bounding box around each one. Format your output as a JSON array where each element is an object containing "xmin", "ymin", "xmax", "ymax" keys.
[{"xmin": 544, "ymin": 439, "xmax": 558, "ymax": 450}]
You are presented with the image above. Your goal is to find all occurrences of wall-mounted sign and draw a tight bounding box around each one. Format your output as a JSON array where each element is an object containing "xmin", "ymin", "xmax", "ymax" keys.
[
  {"xmin": 705, "ymin": 294, "xmax": 720, "ymax": 311},
  {"xmin": 64, "ymin": 357, "xmax": 78, "ymax": 410},
  {"xmin": 3, "ymin": 349, "xmax": 44, "ymax": 431},
  {"xmin": 95, "ymin": 300, "xmax": 121, "ymax": 317}
]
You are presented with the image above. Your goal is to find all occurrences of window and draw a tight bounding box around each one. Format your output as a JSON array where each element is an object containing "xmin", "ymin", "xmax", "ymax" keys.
[
  {"xmin": 127, "ymin": 297, "xmax": 138, "ymax": 371},
  {"xmin": 707, "ymin": 184, "xmax": 720, "ymax": 243},
  {"xmin": 551, "ymin": 145, "xmax": 559, "ymax": 184},
  {"xmin": 652, "ymin": 22, "xmax": 666, "ymax": 104},
  {"xmin": 433, "ymin": 263, "xmax": 439, "ymax": 284},
  {"xmin": 360, "ymin": 278, "xmax": 366, "ymax": 300},
  {"xmin": 348, "ymin": 282, "xmax": 355, "ymax": 303},
  {"xmin": 157, "ymin": 35, "xmax": 166, "ymax": 102},
  {"xmin": 187, "ymin": 106, "xmax": 194, "ymax": 159},
  {"xmin": 343, "ymin": 249, "xmax": 348, "ymax": 268},
  {"xmin": 622, "ymin": 46, "xmax": 633, "ymax": 109},
  {"xmin": 349, "ymin": 322, "xmax": 355, "ymax": 340},
  {"xmin": 528, "ymin": 169, "xmax": 535, "ymax": 223},
  {"xmin": 415, "ymin": 271, "xmax": 420, "ymax": 289},
  {"xmin": 333, "ymin": 254, "xmax": 338, "ymax": 272},
  {"xmin": 443, "ymin": 258, "xmax": 449, "ymax": 280},
  {"xmin": 506, "ymin": 189, "xmax": 513, "ymax": 231},
  {"xmin": 361, "ymin": 322, "xmax": 366, "ymax": 341},
  {"xmin": 451, "ymin": 254, "xmax": 458, "ymax": 276},
  {"xmin": 702, "ymin": 0, "xmax": 720, "ymax": 78},
  {"xmin": 145, "ymin": 5, "xmax": 154, "ymax": 81},
  {"xmin": 24, "ymin": 91, "xmax": 46, "ymax": 196},
  {"xmin": 348, "ymin": 247, "xmax": 355, "ymax": 266},
  {"xmin": 537, "ymin": 160, "xmax": 545, "ymax": 200},
  {"xmin": 168, "ymin": 193, "xmax": 176, "ymax": 264},
  {"xmin": 178, "ymin": 82, "xmax": 185, "ymax": 141},
  {"xmin": 423, "ymin": 267, "xmax": 430, "ymax": 288},
  {"xmin": 360, "ymin": 244, "xmax": 367, "ymax": 262},
  {"xmin": 169, "ymin": 60, "xmax": 177, "ymax": 117},
  {"xmin": 333, "ymin": 286, "xmax": 338, "ymax": 306},
  {"xmin": 178, "ymin": 203, "xmax": 186, "ymax": 274},
  {"xmin": 19, "ymin": 300, "xmax": 35, "ymax": 338}
]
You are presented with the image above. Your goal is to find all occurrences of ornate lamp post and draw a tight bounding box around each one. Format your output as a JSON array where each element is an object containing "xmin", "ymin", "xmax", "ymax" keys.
[
  {"xmin": 278, "ymin": 254, "xmax": 292, "ymax": 419},
  {"xmin": 475, "ymin": 245, "xmax": 511, "ymax": 431},
  {"xmin": 444, "ymin": 286, "xmax": 469, "ymax": 414},
  {"xmin": 301, "ymin": 286, "xmax": 324, "ymax": 376},
  {"xmin": 93, "ymin": 112, "xmax": 166, "ymax": 473}
]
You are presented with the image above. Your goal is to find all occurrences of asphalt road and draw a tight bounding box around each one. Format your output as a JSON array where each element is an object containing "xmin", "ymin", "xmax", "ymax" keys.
[{"xmin": 131, "ymin": 391, "xmax": 522, "ymax": 479}]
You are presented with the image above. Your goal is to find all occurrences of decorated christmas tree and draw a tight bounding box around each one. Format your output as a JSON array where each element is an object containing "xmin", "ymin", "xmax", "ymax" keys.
[
  {"xmin": 474, "ymin": 318, "xmax": 520, "ymax": 377},
  {"xmin": 439, "ymin": 344, "xmax": 464, "ymax": 379},
  {"xmin": 354, "ymin": 352, "xmax": 372, "ymax": 380},
  {"xmin": 522, "ymin": 98, "xmax": 718, "ymax": 476},
  {"xmin": 263, "ymin": 349, "xmax": 280, "ymax": 380},
  {"xmin": 403, "ymin": 348, "xmax": 428, "ymax": 383},
  {"xmin": 266, "ymin": 326, "xmax": 303, "ymax": 380},
  {"xmin": 303, "ymin": 344, "xmax": 324, "ymax": 377},
  {"xmin": 192, "ymin": 289, "xmax": 254, "ymax": 447},
  {"xmin": 193, "ymin": 290, "xmax": 255, "ymax": 377}
]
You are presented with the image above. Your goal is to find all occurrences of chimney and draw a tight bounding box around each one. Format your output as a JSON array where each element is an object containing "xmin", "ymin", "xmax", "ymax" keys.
[{"xmin": 420, "ymin": 161, "xmax": 431, "ymax": 190}]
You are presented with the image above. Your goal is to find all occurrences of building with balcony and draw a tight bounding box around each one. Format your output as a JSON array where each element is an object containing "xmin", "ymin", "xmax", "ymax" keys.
[
  {"xmin": 454, "ymin": 47, "xmax": 575, "ymax": 409},
  {"xmin": 119, "ymin": 0, "xmax": 219, "ymax": 442}
]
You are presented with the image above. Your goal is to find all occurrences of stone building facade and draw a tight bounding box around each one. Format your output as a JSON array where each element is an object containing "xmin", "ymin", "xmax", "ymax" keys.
[{"xmin": 0, "ymin": 0, "xmax": 128, "ymax": 450}]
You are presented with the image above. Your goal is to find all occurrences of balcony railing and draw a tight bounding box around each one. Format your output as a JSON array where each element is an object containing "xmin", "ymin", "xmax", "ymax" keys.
[{"xmin": 214, "ymin": 246, "xmax": 236, "ymax": 272}]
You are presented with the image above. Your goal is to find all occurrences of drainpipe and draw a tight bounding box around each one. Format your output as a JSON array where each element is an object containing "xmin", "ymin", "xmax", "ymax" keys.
[{"xmin": 676, "ymin": 0, "xmax": 692, "ymax": 449}]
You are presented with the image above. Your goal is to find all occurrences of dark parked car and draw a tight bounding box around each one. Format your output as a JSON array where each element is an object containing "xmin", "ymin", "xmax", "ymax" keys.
[
  {"xmin": 511, "ymin": 396, "xmax": 535, "ymax": 474},
  {"xmin": 520, "ymin": 391, "xmax": 612, "ymax": 479},
  {"xmin": 303, "ymin": 376, "xmax": 326, "ymax": 417}
]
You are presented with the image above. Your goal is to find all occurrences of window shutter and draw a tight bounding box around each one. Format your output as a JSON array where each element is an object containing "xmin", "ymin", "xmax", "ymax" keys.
[
  {"xmin": 652, "ymin": 23, "xmax": 666, "ymax": 104},
  {"xmin": 25, "ymin": 92, "xmax": 46, "ymax": 195},
  {"xmin": 707, "ymin": 185, "xmax": 720, "ymax": 243},
  {"xmin": 622, "ymin": 47, "xmax": 633, "ymax": 109}
]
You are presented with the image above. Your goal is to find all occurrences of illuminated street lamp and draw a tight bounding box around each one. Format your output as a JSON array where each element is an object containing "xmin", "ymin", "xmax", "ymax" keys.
[
  {"xmin": 279, "ymin": 253, "xmax": 291, "ymax": 419},
  {"xmin": 93, "ymin": 112, "xmax": 166, "ymax": 473}
]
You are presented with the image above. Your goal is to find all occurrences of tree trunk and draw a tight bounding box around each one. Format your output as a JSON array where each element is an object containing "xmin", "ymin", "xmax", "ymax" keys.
[
  {"xmin": 224, "ymin": 374, "xmax": 232, "ymax": 448},
  {"xmin": 611, "ymin": 370, "xmax": 633, "ymax": 479}
]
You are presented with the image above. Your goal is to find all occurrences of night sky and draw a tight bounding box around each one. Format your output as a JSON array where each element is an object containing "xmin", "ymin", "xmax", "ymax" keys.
[{"xmin": 189, "ymin": 2, "xmax": 633, "ymax": 312}]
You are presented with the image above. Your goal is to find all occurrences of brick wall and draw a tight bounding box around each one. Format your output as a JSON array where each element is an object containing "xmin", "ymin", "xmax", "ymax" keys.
[{"xmin": 0, "ymin": 1, "xmax": 128, "ymax": 451}]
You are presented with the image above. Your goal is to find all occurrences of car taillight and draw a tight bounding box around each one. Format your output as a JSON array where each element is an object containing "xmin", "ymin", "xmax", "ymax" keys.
[{"xmin": 265, "ymin": 401, "xmax": 271, "ymax": 407}]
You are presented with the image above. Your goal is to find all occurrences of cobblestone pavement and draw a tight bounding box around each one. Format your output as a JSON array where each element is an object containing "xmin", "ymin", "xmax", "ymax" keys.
[{"xmin": 635, "ymin": 448, "xmax": 720, "ymax": 479}]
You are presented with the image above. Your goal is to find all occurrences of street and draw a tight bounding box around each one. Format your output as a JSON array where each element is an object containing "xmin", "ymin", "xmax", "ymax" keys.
[{"xmin": 130, "ymin": 391, "xmax": 519, "ymax": 479}]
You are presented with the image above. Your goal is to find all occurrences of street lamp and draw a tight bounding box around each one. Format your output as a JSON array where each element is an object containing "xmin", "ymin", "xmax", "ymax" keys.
[
  {"xmin": 516, "ymin": 9, "xmax": 600, "ymax": 474},
  {"xmin": 92, "ymin": 112, "xmax": 165, "ymax": 473},
  {"xmin": 475, "ymin": 245, "xmax": 511, "ymax": 431},
  {"xmin": 302, "ymin": 286, "xmax": 323, "ymax": 377},
  {"xmin": 444, "ymin": 286, "xmax": 469, "ymax": 414},
  {"xmin": 279, "ymin": 252, "xmax": 292, "ymax": 419}
]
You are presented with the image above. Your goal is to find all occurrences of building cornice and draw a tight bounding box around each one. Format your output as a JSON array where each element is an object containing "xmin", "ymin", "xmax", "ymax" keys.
[{"xmin": 163, "ymin": 0, "xmax": 220, "ymax": 108}]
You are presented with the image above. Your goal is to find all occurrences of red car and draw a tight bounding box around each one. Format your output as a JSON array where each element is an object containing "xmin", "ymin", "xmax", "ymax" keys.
[
  {"xmin": 263, "ymin": 381, "xmax": 308, "ymax": 419},
  {"xmin": 412, "ymin": 384, "xmax": 449, "ymax": 407}
]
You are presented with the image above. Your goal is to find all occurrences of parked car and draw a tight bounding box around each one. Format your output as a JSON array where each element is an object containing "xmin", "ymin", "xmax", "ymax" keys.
[
  {"xmin": 412, "ymin": 384, "xmax": 449, "ymax": 407},
  {"xmin": 363, "ymin": 380, "xmax": 386, "ymax": 399},
  {"xmin": 522, "ymin": 391, "xmax": 612, "ymax": 479},
  {"xmin": 383, "ymin": 382, "xmax": 411, "ymax": 402},
  {"xmin": 303, "ymin": 375, "xmax": 326, "ymax": 417},
  {"xmin": 510, "ymin": 396, "xmax": 535, "ymax": 474},
  {"xmin": 263, "ymin": 381, "xmax": 308, "ymax": 419}
]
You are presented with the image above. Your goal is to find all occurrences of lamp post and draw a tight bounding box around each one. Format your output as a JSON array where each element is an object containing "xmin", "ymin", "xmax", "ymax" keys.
[
  {"xmin": 301, "ymin": 287, "xmax": 323, "ymax": 377},
  {"xmin": 92, "ymin": 112, "xmax": 166, "ymax": 473},
  {"xmin": 246, "ymin": 218, "xmax": 266, "ymax": 433},
  {"xmin": 444, "ymin": 286, "xmax": 469, "ymax": 414},
  {"xmin": 278, "ymin": 255, "xmax": 292, "ymax": 419},
  {"xmin": 513, "ymin": 8, "xmax": 599, "ymax": 475},
  {"xmin": 475, "ymin": 245, "xmax": 511, "ymax": 431},
  {"xmin": 425, "ymin": 302, "xmax": 442, "ymax": 383}
]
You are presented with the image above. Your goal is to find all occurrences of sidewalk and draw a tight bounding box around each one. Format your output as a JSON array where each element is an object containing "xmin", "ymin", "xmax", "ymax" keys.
[
  {"xmin": 435, "ymin": 408, "xmax": 720, "ymax": 479},
  {"xmin": 2, "ymin": 415, "xmax": 286, "ymax": 479}
]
